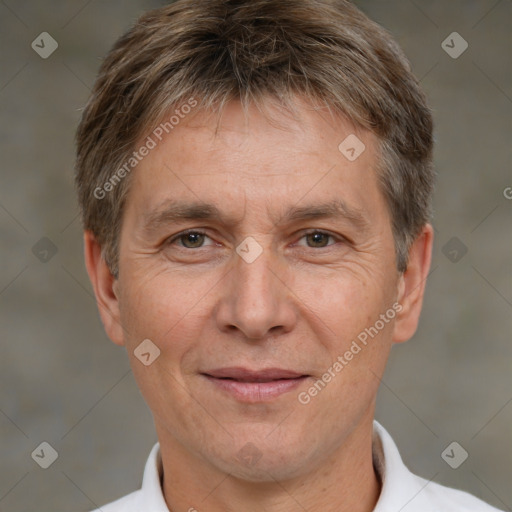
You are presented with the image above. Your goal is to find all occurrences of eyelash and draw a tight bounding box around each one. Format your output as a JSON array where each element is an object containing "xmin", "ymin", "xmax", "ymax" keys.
[{"xmin": 167, "ymin": 229, "xmax": 344, "ymax": 249}]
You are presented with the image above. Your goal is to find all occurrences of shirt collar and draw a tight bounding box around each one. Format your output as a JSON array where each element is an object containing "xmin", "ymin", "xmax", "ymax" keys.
[
  {"xmin": 139, "ymin": 442, "xmax": 169, "ymax": 511},
  {"xmin": 372, "ymin": 420, "xmax": 432, "ymax": 511},
  {"xmin": 140, "ymin": 420, "xmax": 428, "ymax": 511}
]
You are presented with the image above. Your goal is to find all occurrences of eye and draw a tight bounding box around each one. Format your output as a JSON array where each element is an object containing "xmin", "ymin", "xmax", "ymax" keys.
[
  {"xmin": 168, "ymin": 230, "xmax": 214, "ymax": 249},
  {"xmin": 166, "ymin": 229, "xmax": 344, "ymax": 251},
  {"xmin": 296, "ymin": 230, "xmax": 341, "ymax": 248}
]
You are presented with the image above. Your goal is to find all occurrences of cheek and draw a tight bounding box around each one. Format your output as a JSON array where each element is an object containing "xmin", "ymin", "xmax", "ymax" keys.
[
  {"xmin": 295, "ymin": 268, "xmax": 388, "ymax": 338},
  {"xmin": 117, "ymin": 265, "xmax": 213, "ymax": 354},
  {"xmin": 118, "ymin": 270, "xmax": 210, "ymax": 416},
  {"xmin": 293, "ymin": 267, "xmax": 397, "ymax": 398}
]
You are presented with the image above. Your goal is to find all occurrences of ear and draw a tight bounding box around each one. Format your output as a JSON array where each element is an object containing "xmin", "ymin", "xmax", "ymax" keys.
[
  {"xmin": 83, "ymin": 230, "xmax": 125, "ymax": 346},
  {"xmin": 392, "ymin": 224, "xmax": 434, "ymax": 344}
]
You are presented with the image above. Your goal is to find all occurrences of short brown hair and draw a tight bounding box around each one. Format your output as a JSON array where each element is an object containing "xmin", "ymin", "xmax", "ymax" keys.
[{"xmin": 75, "ymin": 0, "xmax": 435, "ymax": 278}]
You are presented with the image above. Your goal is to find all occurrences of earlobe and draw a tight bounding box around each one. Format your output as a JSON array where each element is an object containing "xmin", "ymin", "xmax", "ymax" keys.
[
  {"xmin": 83, "ymin": 230, "xmax": 125, "ymax": 346},
  {"xmin": 392, "ymin": 224, "xmax": 434, "ymax": 344}
]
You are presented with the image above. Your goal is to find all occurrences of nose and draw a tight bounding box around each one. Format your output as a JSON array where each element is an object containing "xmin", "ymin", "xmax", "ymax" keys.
[{"xmin": 214, "ymin": 240, "xmax": 297, "ymax": 341}]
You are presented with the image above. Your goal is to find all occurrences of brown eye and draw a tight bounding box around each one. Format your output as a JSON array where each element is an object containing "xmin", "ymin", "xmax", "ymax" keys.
[
  {"xmin": 169, "ymin": 230, "xmax": 212, "ymax": 249},
  {"xmin": 305, "ymin": 231, "xmax": 331, "ymax": 248},
  {"xmin": 180, "ymin": 232, "xmax": 206, "ymax": 248}
]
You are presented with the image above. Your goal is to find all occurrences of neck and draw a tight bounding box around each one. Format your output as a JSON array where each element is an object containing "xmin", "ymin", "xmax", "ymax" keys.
[{"xmin": 156, "ymin": 412, "xmax": 381, "ymax": 512}]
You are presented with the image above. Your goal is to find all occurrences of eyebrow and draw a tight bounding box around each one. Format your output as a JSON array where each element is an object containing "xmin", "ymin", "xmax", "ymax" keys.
[
  {"xmin": 282, "ymin": 200, "xmax": 369, "ymax": 230},
  {"xmin": 140, "ymin": 198, "xmax": 370, "ymax": 236}
]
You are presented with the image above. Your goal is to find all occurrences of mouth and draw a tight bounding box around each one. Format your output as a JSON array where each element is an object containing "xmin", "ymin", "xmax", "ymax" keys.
[{"xmin": 201, "ymin": 367, "xmax": 310, "ymax": 402}]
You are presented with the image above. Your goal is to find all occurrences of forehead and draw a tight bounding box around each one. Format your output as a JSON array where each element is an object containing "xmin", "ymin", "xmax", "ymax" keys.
[
  {"xmin": 124, "ymin": 98, "xmax": 387, "ymax": 228},
  {"xmin": 159, "ymin": 98, "xmax": 373, "ymax": 156}
]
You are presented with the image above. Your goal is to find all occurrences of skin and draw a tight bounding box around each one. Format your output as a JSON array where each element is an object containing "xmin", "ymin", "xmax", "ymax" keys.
[{"xmin": 84, "ymin": 97, "xmax": 433, "ymax": 512}]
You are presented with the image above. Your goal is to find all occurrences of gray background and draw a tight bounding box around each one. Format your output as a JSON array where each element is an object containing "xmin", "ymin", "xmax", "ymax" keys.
[{"xmin": 0, "ymin": 0, "xmax": 510, "ymax": 511}]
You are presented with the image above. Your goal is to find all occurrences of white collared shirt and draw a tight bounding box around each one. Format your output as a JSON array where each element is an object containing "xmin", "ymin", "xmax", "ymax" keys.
[{"xmin": 91, "ymin": 421, "xmax": 503, "ymax": 511}]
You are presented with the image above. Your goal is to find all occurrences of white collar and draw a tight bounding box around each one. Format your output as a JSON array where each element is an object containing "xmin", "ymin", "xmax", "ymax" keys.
[{"xmin": 105, "ymin": 420, "xmax": 500, "ymax": 511}]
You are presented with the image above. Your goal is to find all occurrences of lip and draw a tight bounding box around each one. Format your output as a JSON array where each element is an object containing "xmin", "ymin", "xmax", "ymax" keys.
[
  {"xmin": 201, "ymin": 367, "xmax": 310, "ymax": 402},
  {"xmin": 204, "ymin": 367, "xmax": 307, "ymax": 381}
]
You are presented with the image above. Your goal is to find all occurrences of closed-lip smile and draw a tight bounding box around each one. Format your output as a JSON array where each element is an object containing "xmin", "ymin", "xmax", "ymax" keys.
[{"xmin": 201, "ymin": 367, "xmax": 310, "ymax": 402}]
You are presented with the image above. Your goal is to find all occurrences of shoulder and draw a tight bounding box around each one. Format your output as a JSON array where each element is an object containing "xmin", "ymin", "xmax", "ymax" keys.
[
  {"xmin": 372, "ymin": 421, "xmax": 505, "ymax": 512},
  {"xmin": 411, "ymin": 474, "xmax": 505, "ymax": 511}
]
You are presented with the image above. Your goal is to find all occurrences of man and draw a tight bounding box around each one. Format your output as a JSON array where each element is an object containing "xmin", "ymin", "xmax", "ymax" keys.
[{"xmin": 75, "ymin": 1, "xmax": 503, "ymax": 510}]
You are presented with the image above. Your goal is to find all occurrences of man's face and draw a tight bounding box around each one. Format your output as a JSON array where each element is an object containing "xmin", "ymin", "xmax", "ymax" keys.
[{"xmin": 105, "ymin": 99, "xmax": 405, "ymax": 480}]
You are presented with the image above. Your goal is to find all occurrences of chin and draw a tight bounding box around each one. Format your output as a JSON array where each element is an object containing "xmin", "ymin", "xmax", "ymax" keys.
[{"xmin": 208, "ymin": 440, "xmax": 314, "ymax": 483}]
